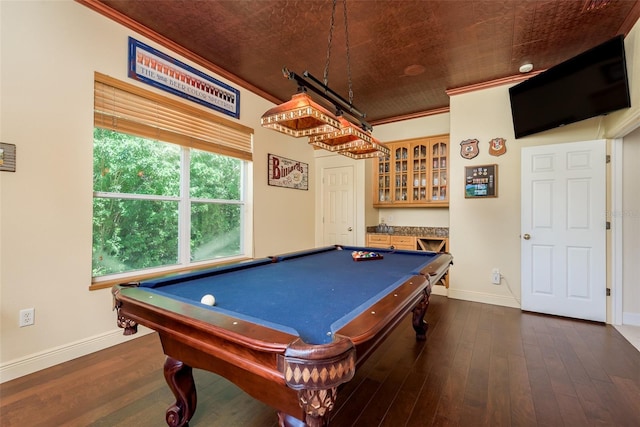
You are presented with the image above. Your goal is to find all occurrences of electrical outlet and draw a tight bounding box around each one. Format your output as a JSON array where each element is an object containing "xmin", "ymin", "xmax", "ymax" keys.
[
  {"xmin": 491, "ymin": 268, "xmax": 501, "ymax": 285},
  {"xmin": 19, "ymin": 308, "xmax": 35, "ymax": 327}
]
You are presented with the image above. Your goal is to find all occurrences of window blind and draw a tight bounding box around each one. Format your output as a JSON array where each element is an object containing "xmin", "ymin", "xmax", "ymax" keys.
[{"xmin": 94, "ymin": 72, "xmax": 253, "ymax": 161}]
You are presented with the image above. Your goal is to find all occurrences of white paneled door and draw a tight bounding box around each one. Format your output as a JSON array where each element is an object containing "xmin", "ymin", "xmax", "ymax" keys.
[
  {"xmin": 322, "ymin": 165, "xmax": 355, "ymax": 246},
  {"xmin": 521, "ymin": 140, "xmax": 606, "ymax": 322}
]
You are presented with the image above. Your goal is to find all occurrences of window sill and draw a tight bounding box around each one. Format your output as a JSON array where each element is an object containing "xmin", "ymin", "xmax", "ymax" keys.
[{"xmin": 89, "ymin": 257, "xmax": 253, "ymax": 291}]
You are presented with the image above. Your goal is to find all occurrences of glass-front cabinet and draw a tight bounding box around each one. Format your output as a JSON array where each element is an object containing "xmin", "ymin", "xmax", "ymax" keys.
[
  {"xmin": 373, "ymin": 135, "xmax": 449, "ymax": 207},
  {"xmin": 431, "ymin": 141, "xmax": 448, "ymax": 202},
  {"xmin": 393, "ymin": 145, "xmax": 409, "ymax": 202}
]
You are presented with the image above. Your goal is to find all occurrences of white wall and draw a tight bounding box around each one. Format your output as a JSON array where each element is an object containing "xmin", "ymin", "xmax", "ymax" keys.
[{"xmin": 0, "ymin": 0, "xmax": 317, "ymax": 381}]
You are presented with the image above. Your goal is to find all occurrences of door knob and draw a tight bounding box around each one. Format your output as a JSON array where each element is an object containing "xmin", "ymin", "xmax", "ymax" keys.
[
  {"xmin": 348, "ymin": 227, "xmax": 353, "ymax": 231},
  {"xmin": 523, "ymin": 233, "xmax": 531, "ymax": 240}
]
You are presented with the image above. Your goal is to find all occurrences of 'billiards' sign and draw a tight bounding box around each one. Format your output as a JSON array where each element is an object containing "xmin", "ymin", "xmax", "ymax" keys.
[{"xmin": 268, "ymin": 153, "xmax": 308, "ymax": 191}]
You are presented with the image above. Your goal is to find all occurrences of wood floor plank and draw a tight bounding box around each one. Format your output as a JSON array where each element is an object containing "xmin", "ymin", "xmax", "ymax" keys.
[
  {"xmin": 523, "ymin": 342, "xmax": 564, "ymax": 426},
  {"xmin": 590, "ymin": 377, "xmax": 640, "ymax": 426},
  {"xmin": 485, "ymin": 352, "xmax": 511, "ymax": 427},
  {"xmin": 377, "ymin": 369, "xmax": 426, "ymax": 427},
  {"xmin": 507, "ymin": 352, "xmax": 537, "ymax": 426},
  {"xmin": 573, "ymin": 379, "xmax": 616, "ymax": 425},
  {"xmin": 404, "ymin": 361, "xmax": 447, "ymax": 426},
  {"xmin": 431, "ymin": 344, "xmax": 473, "ymax": 425},
  {"xmin": 2, "ymin": 296, "xmax": 640, "ymax": 427},
  {"xmin": 460, "ymin": 328, "xmax": 491, "ymax": 422},
  {"xmin": 554, "ymin": 389, "xmax": 589, "ymax": 426}
]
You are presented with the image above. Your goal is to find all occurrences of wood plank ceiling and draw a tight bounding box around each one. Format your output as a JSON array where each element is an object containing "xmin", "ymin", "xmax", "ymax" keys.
[{"xmin": 82, "ymin": 0, "xmax": 640, "ymax": 125}]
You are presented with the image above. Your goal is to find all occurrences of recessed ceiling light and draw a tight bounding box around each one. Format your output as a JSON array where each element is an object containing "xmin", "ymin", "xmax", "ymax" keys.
[
  {"xmin": 519, "ymin": 63, "xmax": 534, "ymax": 73},
  {"xmin": 403, "ymin": 64, "xmax": 426, "ymax": 76}
]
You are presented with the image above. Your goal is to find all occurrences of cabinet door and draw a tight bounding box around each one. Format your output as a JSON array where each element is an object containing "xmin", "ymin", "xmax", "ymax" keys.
[
  {"xmin": 367, "ymin": 234, "xmax": 391, "ymax": 248},
  {"xmin": 391, "ymin": 235, "xmax": 416, "ymax": 250},
  {"xmin": 372, "ymin": 135, "xmax": 448, "ymax": 207},
  {"xmin": 392, "ymin": 145, "xmax": 409, "ymax": 203},
  {"xmin": 430, "ymin": 140, "xmax": 448, "ymax": 203},
  {"xmin": 411, "ymin": 143, "xmax": 429, "ymax": 202},
  {"xmin": 376, "ymin": 153, "xmax": 391, "ymax": 203}
]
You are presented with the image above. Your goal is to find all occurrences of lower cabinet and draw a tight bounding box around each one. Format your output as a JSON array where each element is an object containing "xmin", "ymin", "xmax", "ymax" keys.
[
  {"xmin": 365, "ymin": 233, "xmax": 450, "ymax": 288},
  {"xmin": 389, "ymin": 235, "xmax": 415, "ymax": 250},
  {"xmin": 366, "ymin": 234, "xmax": 391, "ymax": 248}
]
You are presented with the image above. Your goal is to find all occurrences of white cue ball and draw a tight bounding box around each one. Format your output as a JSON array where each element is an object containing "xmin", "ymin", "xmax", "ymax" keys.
[{"xmin": 200, "ymin": 294, "xmax": 216, "ymax": 306}]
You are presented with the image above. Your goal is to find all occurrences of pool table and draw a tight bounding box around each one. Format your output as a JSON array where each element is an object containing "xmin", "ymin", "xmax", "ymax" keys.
[{"xmin": 112, "ymin": 245, "xmax": 452, "ymax": 427}]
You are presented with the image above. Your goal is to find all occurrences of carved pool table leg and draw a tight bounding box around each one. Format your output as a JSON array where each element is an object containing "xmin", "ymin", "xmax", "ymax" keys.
[
  {"xmin": 299, "ymin": 387, "xmax": 337, "ymax": 427},
  {"xmin": 411, "ymin": 284, "xmax": 432, "ymax": 341},
  {"xmin": 278, "ymin": 388, "xmax": 337, "ymax": 427},
  {"xmin": 164, "ymin": 357, "xmax": 197, "ymax": 427}
]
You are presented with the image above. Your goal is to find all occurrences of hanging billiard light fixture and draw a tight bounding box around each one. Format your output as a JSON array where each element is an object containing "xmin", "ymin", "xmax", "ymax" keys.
[
  {"xmin": 309, "ymin": 116, "xmax": 389, "ymax": 159},
  {"xmin": 260, "ymin": 81, "xmax": 341, "ymax": 137},
  {"xmin": 260, "ymin": 0, "xmax": 388, "ymax": 159}
]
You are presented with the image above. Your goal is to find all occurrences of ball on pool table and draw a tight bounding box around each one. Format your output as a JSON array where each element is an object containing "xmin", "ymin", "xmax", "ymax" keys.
[{"xmin": 200, "ymin": 294, "xmax": 216, "ymax": 306}]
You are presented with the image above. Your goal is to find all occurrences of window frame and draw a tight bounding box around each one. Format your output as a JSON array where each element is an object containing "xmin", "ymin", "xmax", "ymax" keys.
[{"xmin": 90, "ymin": 73, "xmax": 253, "ymax": 290}]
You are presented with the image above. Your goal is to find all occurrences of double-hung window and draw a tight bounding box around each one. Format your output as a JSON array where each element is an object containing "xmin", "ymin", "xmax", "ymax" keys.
[{"xmin": 91, "ymin": 73, "xmax": 253, "ymax": 289}]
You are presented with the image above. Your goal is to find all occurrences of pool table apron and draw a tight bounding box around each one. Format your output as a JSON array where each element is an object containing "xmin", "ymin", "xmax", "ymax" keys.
[{"xmin": 112, "ymin": 252, "xmax": 452, "ymax": 426}]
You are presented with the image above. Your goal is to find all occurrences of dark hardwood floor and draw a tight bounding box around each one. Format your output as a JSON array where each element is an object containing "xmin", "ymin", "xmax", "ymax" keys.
[{"xmin": 2, "ymin": 296, "xmax": 640, "ymax": 427}]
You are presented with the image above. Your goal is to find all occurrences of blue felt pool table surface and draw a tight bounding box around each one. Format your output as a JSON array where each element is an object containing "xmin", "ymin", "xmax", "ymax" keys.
[{"xmin": 140, "ymin": 246, "xmax": 444, "ymax": 345}]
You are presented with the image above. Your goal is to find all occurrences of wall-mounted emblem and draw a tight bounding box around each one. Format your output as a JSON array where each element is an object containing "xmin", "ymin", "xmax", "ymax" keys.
[
  {"xmin": 460, "ymin": 139, "xmax": 479, "ymax": 159},
  {"xmin": 488, "ymin": 138, "xmax": 507, "ymax": 156}
]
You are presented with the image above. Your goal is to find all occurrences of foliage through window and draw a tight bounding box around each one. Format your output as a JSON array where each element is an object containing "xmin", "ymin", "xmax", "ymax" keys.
[{"xmin": 92, "ymin": 128, "xmax": 246, "ymax": 278}]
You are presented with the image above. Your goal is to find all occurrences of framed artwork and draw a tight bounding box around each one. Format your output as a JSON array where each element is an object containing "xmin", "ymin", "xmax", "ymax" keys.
[
  {"xmin": 0, "ymin": 143, "xmax": 16, "ymax": 172},
  {"xmin": 465, "ymin": 164, "xmax": 498, "ymax": 198},
  {"xmin": 128, "ymin": 37, "xmax": 240, "ymax": 119},
  {"xmin": 268, "ymin": 153, "xmax": 308, "ymax": 190}
]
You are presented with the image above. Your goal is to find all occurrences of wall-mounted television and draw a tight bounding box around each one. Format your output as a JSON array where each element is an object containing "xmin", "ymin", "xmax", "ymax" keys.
[{"xmin": 509, "ymin": 35, "xmax": 631, "ymax": 139}]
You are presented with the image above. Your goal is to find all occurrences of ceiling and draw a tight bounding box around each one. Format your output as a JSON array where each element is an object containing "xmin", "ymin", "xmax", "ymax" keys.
[{"xmin": 82, "ymin": 0, "xmax": 640, "ymax": 126}]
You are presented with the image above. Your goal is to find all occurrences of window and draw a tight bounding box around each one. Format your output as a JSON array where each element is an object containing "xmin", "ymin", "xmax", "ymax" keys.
[{"xmin": 92, "ymin": 73, "xmax": 253, "ymax": 288}]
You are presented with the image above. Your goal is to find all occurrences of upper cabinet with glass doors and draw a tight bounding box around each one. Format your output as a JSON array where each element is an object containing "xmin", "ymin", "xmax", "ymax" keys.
[{"xmin": 373, "ymin": 135, "xmax": 449, "ymax": 208}]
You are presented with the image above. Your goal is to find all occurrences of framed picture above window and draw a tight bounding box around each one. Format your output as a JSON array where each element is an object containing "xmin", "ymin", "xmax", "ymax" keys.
[{"xmin": 128, "ymin": 37, "xmax": 240, "ymax": 119}]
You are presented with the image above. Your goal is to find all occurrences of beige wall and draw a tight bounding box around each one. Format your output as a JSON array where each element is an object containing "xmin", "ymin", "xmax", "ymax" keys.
[
  {"xmin": 1, "ymin": 1, "xmax": 638, "ymax": 383},
  {"xmin": 622, "ymin": 127, "xmax": 640, "ymax": 321},
  {"xmin": 373, "ymin": 23, "xmax": 640, "ymax": 314},
  {"xmin": 0, "ymin": 1, "xmax": 315, "ymax": 381},
  {"xmin": 448, "ymin": 85, "xmax": 605, "ymax": 308}
]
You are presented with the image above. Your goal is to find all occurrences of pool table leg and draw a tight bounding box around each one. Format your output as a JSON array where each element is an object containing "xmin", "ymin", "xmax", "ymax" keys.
[
  {"xmin": 411, "ymin": 284, "xmax": 432, "ymax": 341},
  {"xmin": 164, "ymin": 357, "xmax": 197, "ymax": 427},
  {"xmin": 277, "ymin": 387, "xmax": 337, "ymax": 427}
]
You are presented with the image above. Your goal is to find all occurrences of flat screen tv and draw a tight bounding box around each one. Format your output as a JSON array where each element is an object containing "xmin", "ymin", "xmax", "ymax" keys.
[{"xmin": 509, "ymin": 35, "xmax": 631, "ymax": 139}]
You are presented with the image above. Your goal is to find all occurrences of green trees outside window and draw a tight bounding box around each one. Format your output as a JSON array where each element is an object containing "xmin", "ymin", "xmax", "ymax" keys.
[{"xmin": 92, "ymin": 128, "xmax": 245, "ymax": 277}]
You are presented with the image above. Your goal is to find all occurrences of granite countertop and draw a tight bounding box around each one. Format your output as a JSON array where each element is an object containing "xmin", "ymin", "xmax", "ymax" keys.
[{"xmin": 366, "ymin": 226, "xmax": 449, "ymax": 238}]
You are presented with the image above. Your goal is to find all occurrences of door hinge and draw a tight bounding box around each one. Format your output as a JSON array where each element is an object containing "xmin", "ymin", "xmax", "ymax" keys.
[
  {"xmin": 606, "ymin": 154, "xmax": 611, "ymax": 163},
  {"xmin": 606, "ymin": 288, "xmax": 611, "ymax": 296},
  {"xmin": 606, "ymin": 221, "xmax": 611, "ymax": 230}
]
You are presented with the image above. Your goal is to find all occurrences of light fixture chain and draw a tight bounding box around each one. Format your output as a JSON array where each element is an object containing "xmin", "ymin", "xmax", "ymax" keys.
[
  {"xmin": 324, "ymin": 0, "xmax": 338, "ymax": 86},
  {"xmin": 343, "ymin": 0, "xmax": 353, "ymax": 105}
]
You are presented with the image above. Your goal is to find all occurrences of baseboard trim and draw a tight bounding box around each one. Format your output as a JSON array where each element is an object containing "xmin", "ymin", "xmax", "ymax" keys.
[
  {"xmin": 447, "ymin": 288, "xmax": 521, "ymax": 309},
  {"xmin": 431, "ymin": 285, "xmax": 448, "ymax": 296},
  {"xmin": 0, "ymin": 327, "xmax": 153, "ymax": 384},
  {"xmin": 622, "ymin": 311, "xmax": 640, "ymax": 327}
]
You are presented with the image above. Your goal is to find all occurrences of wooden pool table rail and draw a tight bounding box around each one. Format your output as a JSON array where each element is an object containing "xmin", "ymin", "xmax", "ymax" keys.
[{"xmin": 112, "ymin": 251, "xmax": 453, "ymax": 426}]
